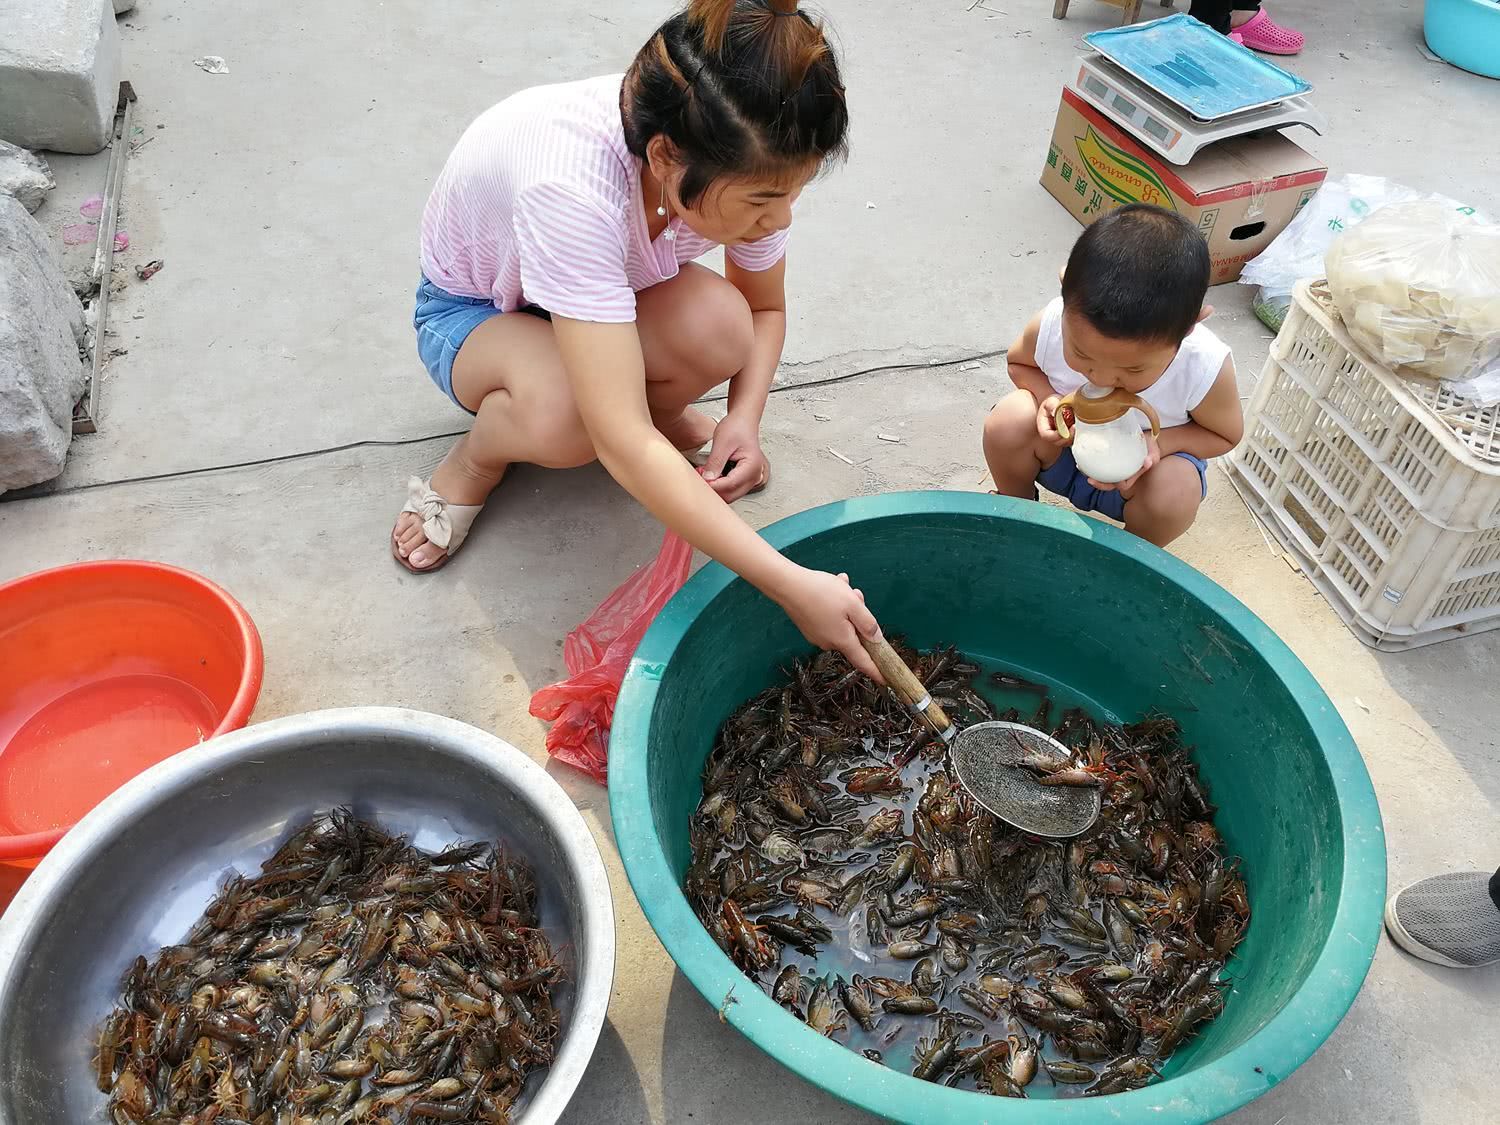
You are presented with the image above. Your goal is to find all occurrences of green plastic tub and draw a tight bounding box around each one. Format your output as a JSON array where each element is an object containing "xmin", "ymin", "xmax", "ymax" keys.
[{"xmin": 611, "ymin": 493, "xmax": 1385, "ymax": 1124}]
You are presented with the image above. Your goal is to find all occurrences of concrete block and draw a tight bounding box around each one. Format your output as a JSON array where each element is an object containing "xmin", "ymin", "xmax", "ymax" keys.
[
  {"xmin": 0, "ymin": 195, "xmax": 87, "ymax": 494},
  {"xmin": 0, "ymin": 0, "xmax": 122, "ymax": 154},
  {"xmin": 0, "ymin": 141, "xmax": 54, "ymax": 212}
]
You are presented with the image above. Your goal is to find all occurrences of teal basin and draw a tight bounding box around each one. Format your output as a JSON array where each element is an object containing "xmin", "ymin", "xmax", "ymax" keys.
[{"xmin": 611, "ymin": 493, "xmax": 1385, "ymax": 1124}]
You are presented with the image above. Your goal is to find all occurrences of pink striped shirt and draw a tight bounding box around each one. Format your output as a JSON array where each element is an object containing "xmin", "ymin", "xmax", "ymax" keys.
[{"xmin": 419, "ymin": 74, "xmax": 789, "ymax": 324}]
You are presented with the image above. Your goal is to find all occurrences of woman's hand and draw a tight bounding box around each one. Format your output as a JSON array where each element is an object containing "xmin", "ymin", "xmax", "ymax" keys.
[
  {"xmin": 702, "ymin": 412, "xmax": 770, "ymax": 502},
  {"xmin": 551, "ymin": 318, "xmax": 883, "ymax": 687},
  {"xmin": 1037, "ymin": 394, "xmax": 1071, "ymax": 446},
  {"xmin": 773, "ymin": 567, "xmax": 884, "ymax": 682}
]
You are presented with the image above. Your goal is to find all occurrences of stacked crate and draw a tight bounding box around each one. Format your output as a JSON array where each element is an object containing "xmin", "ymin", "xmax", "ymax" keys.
[{"xmin": 1228, "ymin": 281, "xmax": 1500, "ymax": 650}]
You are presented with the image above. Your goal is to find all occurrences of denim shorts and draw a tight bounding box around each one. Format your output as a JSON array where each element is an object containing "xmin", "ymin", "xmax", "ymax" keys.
[
  {"xmin": 413, "ymin": 276, "xmax": 548, "ymax": 413},
  {"xmin": 1038, "ymin": 448, "xmax": 1208, "ymax": 524}
]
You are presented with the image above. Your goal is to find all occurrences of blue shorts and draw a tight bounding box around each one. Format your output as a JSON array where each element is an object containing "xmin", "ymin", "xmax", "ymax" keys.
[
  {"xmin": 413, "ymin": 276, "xmax": 548, "ymax": 413},
  {"xmin": 1038, "ymin": 448, "xmax": 1208, "ymax": 523}
]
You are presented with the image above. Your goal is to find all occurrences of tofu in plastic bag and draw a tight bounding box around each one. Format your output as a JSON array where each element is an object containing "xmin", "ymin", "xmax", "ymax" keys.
[{"xmin": 1325, "ymin": 202, "xmax": 1500, "ymax": 391}]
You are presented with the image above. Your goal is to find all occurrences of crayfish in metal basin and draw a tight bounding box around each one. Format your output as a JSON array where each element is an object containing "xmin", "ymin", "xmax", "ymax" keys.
[{"xmin": 92, "ymin": 811, "xmax": 562, "ymax": 1123}]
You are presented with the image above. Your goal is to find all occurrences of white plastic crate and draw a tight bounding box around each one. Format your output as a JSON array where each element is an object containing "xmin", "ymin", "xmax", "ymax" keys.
[{"xmin": 1228, "ymin": 281, "xmax": 1500, "ymax": 651}]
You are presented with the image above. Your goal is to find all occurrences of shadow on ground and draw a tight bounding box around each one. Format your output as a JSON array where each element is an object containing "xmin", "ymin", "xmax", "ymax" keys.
[
  {"xmin": 558, "ymin": 1018, "xmax": 652, "ymax": 1125},
  {"xmin": 1375, "ymin": 637, "xmax": 1500, "ymax": 816},
  {"xmin": 659, "ymin": 970, "xmax": 884, "ymax": 1124}
]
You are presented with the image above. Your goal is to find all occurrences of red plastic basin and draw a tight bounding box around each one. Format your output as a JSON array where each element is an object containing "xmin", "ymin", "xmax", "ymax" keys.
[{"xmin": 0, "ymin": 561, "xmax": 263, "ymax": 885}]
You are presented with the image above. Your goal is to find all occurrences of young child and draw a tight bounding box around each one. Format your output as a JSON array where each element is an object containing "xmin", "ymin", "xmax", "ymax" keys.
[{"xmin": 983, "ymin": 204, "xmax": 1244, "ymax": 547}]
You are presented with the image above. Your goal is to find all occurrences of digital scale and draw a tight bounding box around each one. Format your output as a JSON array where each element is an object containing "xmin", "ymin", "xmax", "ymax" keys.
[{"xmin": 1071, "ymin": 13, "xmax": 1326, "ymax": 165}]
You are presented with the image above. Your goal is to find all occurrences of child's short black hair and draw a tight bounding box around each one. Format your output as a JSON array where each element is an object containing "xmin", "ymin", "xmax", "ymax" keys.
[{"xmin": 1061, "ymin": 204, "xmax": 1211, "ymax": 344}]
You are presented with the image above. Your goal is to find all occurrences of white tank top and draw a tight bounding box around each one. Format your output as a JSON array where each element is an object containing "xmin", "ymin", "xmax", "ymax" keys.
[{"xmin": 1033, "ymin": 297, "xmax": 1230, "ymax": 430}]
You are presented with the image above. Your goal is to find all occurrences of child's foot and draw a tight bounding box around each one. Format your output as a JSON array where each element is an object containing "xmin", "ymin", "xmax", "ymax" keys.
[
  {"xmin": 656, "ymin": 406, "xmax": 718, "ymax": 454},
  {"xmin": 1229, "ymin": 9, "xmax": 1304, "ymax": 55}
]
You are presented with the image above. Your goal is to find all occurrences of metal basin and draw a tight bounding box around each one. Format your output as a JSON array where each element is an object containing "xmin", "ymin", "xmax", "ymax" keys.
[{"xmin": 0, "ymin": 707, "xmax": 614, "ymax": 1125}]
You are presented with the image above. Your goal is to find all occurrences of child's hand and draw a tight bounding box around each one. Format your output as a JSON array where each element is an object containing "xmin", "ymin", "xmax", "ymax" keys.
[
  {"xmin": 774, "ymin": 567, "xmax": 885, "ymax": 683},
  {"xmin": 1088, "ymin": 432, "xmax": 1161, "ymax": 492},
  {"xmin": 702, "ymin": 413, "xmax": 770, "ymax": 503},
  {"xmin": 1036, "ymin": 394, "xmax": 1071, "ymax": 446}
]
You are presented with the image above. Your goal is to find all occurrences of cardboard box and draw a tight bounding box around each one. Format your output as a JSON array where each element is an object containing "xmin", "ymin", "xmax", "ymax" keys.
[{"xmin": 1041, "ymin": 87, "xmax": 1327, "ymax": 284}]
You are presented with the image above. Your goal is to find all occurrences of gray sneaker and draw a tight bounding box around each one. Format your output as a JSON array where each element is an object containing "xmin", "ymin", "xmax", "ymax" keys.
[{"xmin": 1384, "ymin": 871, "xmax": 1500, "ymax": 968}]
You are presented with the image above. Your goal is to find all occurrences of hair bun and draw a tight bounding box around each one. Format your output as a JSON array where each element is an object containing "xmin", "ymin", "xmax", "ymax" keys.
[{"xmin": 626, "ymin": 0, "xmax": 848, "ymax": 208}]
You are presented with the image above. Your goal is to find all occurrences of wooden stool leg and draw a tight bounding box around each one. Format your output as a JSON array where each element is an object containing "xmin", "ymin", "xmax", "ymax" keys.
[
  {"xmin": 1053, "ymin": 0, "xmax": 1070, "ymax": 19},
  {"xmin": 1122, "ymin": 0, "xmax": 1142, "ymax": 22}
]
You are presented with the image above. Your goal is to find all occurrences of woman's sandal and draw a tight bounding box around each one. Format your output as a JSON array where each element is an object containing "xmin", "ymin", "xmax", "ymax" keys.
[{"xmin": 391, "ymin": 477, "xmax": 483, "ymax": 574}]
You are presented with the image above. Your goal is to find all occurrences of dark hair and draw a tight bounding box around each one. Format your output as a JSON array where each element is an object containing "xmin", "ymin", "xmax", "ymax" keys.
[
  {"xmin": 1061, "ymin": 204, "xmax": 1211, "ymax": 344},
  {"xmin": 622, "ymin": 0, "xmax": 849, "ymax": 207}
]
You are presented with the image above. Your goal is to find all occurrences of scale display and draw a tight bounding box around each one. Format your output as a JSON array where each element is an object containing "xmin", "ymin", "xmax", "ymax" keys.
[{"xmin": 1070, "ymin": 53, "xmax": 1325, "ymax": 165}]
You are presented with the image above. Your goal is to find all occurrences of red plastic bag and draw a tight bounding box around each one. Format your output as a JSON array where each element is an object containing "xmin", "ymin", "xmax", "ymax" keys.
[{"xmin": 528, "ymin": 530, "xmax": 694, "ymax": 782}]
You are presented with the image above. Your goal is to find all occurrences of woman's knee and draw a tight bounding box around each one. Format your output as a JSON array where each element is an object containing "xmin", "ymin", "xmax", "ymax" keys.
[
  {"xmin": 640, "ymin": 268, "xmax": 753, "ymax": 387},
  {"xmin": 689, "ymin": 280, "xmax": 754, "ymax": 383},
  {"xmin": 472, "ymin": 385, "xmax": 594, "ymax": 471},
  {"xmin": 526, "ymin": 404, "xmax": 596, "ymax": 469}
]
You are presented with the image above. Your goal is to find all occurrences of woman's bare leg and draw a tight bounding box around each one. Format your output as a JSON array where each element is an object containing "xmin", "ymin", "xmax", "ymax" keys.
[
  {"xmin": 394, "ymin": 264, "xmax": 753, "ymax": 570},
  {"xmin": 635, "ymin": 264, "xmax": 754, "ymax": 451}
]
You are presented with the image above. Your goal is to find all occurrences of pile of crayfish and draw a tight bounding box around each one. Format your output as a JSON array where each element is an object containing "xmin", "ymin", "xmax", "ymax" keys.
[
  {"xmin": 685, "ymin": 644, "xmax": 1248, "ymax": 1098},
  {"xmin": 94, "ymin": 810, "xmax": 562, "ymax": 1123}
]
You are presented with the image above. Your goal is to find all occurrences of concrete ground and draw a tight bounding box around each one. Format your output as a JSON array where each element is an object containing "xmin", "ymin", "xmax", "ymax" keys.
[{"xmin": 4, "ymin": 1, "xmax": 1499, "ymax": 1121}]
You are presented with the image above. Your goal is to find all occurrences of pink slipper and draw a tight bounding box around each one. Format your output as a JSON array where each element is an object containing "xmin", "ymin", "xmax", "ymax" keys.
[{"xmin": 1230, "ymin": 10, "xmax": 1305, "ymax": 55}]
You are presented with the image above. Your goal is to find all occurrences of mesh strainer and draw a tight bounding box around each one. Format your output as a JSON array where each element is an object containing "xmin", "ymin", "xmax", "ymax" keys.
[
  {"xmin": 947, "ymin": 721, "xmax": 1101, "ymax": 838},
  {"xmin": 863, "ymin": 637, "xmax": 1101, "ymax": 838}
]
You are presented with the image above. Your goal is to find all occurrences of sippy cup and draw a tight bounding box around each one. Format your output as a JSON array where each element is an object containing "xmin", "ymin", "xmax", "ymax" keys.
[{"xmin": 1053, "ymin": 385, "xmax": 1163, "ymax": 484}]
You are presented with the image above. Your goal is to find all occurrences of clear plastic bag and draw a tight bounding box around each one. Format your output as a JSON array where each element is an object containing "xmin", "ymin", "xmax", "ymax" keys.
[
  {"xmin": 528, "ymin": 530, "xmax": 693, "ymax": 783},
  {"xmin": 1325, "ymin": 202, "xmax": 1500, "ymax": 395},
  {"xmin": 1239, "ymin": 174, "xmax": 1482, "ymax": 304},
  {"xmin": 1250, "ymin": 287, "xmax": 1290, "ymax": 333},
  {"xmin": 1447, "ymin": 364, "xmax": 1500, "ymax": 410}
]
